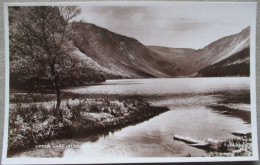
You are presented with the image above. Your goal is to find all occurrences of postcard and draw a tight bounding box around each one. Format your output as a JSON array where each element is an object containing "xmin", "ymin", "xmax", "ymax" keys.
[{"xmin": 2, "ymin": 1, "xmax": 258, "ymax": 164}]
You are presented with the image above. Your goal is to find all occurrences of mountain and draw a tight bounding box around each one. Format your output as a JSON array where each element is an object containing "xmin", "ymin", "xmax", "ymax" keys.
[
  {"xmin": 148, "ymin": 46, "xmax": 198, "ymax": 76},
  {"xmin": 195, "ymin": 26, "xmax": 250, "ymax": 70},
  {"xmin": 148, "ymin": 26, "xmax": 250, "ymax": 76},
  {"xmin": 72, "ymin": 22, "xmax": 250, "ymax": 78},
  {"xmin": 73, "ymin": 22, "xmax": 178, "ymax": 79},
  {"xmin": 196, "ymin": 47, "xmax": 250, "ymax": 77}
]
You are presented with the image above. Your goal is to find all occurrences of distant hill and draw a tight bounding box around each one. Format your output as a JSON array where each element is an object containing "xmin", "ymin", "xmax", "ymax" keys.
[
  {"xmin": 148, "ymin": 46, "xmax": 198, "ymax": 76},
  {"xmin": 148, "ymin": 27, "xmax": 250, "ymax": 77}
]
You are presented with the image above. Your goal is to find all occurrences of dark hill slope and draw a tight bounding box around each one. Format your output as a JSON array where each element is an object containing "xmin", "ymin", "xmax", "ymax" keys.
[
  {"xmin": 73, "ymin": 22, "xmax": 178, "ymax": 78},
  {"xmin": 148, "ymin": 46, "xmax": 198, "ymax": 76},
  {"xmin": 196, "ymin": 47, "xmax": 250, "ymax": 77}
]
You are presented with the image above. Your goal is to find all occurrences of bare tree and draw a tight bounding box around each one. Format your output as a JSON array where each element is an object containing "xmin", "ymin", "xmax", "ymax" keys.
[{"xmin": 10, "ymin": 6, "xmax": 81, "ymax": 108}]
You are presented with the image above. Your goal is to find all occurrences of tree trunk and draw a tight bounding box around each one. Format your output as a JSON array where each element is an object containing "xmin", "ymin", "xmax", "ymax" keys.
[
  {"xmin": 50, "ymin": 63, "xmax": 61, "ymax": 109},
  {"xmin": 54, "ymin": 79, "xmax": 61, "ymax": 109}
]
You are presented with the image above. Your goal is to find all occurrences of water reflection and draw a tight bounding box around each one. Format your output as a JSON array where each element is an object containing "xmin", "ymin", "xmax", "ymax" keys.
[{"xmin": 63, "ymin": 106, "xmax": 251, "ymax": 157}]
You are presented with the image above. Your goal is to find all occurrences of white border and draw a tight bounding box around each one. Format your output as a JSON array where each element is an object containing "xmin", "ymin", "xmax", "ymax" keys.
[
  {"xmin": 2, "ymin": 1, "xmax": 258, "ymax": 6},
  {"xmin": 249, "ymin": 2, "xmax": 259, "ymax": 162},
  {"xmin": 2, "ymin": 3, "xmax": 10, "ymax": 164},
  {"xmin": 2, "ymin": 1, "xmax": 259, "ymax": 164}
]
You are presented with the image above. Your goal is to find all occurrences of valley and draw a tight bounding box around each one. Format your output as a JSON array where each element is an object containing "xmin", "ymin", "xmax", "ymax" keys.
[{"xmin": 72, "ymin": 23, "xmax": 250, "ymax": 78}]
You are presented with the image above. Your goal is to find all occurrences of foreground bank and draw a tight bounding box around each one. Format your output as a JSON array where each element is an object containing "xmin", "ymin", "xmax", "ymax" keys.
[{"xmin": 8, "ymin": 97, "xmax": 169, "ymax": 156}]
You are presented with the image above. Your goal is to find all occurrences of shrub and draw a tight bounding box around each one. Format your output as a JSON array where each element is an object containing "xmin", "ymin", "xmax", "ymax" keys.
[{"xmin": 90, "ymin": 105, "xmax": 100, "ymax": 112}]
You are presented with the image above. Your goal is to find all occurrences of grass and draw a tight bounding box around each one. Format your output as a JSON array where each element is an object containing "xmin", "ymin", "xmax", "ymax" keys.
[
  {"xmin": 8, "ymin": 97, "xmax": 169, "ymax": 156},
  {"xmin": 10, "ymin": 92, "xmax": 56, "ymax": 104}
]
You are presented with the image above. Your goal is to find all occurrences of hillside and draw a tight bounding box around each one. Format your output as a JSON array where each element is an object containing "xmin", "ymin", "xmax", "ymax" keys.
[
  {"xmin": 195, "ymin": 26, "xmax": 250, "ymax": 69},
  {"xmin": 73, "ymin": 22, "xmax": 178, "ymax": 79},
  {"xmin": 196, "ymin": 47, "xmax": 250, "ymax": 77},
  {"xmin": 148, "ymin": 27, "xmax": 250, "ymax": 76},
  {"xmin": 71, "ymin": 22, "xmax": 250, "ymax": 78},
  {"xmin": 148, "ymin": 46, "xmax": 198, "ymax": 76}
]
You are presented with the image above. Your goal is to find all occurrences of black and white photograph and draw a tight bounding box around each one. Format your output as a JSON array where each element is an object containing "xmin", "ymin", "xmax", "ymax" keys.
[{"xmin": 2, "ymin": 1, "xmax": 258, "ymax": 164}]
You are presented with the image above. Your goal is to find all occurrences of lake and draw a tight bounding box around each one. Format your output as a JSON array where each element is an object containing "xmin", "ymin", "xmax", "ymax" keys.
[{"xmin": 16, "ymin": 77, "xmax": 252, "ymax": 157}]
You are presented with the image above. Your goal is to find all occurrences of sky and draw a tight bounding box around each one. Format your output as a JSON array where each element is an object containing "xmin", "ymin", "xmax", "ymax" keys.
[{"xmin": 75, "ymin": 3, "xmax": 256, "ymax": 49}]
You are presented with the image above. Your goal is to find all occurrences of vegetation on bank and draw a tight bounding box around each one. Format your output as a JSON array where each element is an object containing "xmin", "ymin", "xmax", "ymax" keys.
[
  {"xmin": 207, "ymin": 135, "xmax": 252, "ymax": 157},
  {"xmin": 176, "ymin": 132, "xmax": 252, "ymax": 157},
  {"xmin": 8, "ymin": 97, "xmax": 169, "ymax": 156},
  {"xmin": 185, "ymin": 136, "xmax": 252, "ymax": 157}
]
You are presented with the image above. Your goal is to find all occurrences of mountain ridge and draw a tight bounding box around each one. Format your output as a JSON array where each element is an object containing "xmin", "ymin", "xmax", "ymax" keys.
[
  {"xmin": 196, "ymin": 47, "xmax": 250, "ymax": 77},
  {"xmin": 73, "ymin": 22, "xmax": 178, "ymax": 78},
  {"xmin": 148, "ymin": 26, "xmax": 250, "ymax": 76},
  {"xmin": 72, "ymin": 22, "xmax": 250, "ymax": 78}
]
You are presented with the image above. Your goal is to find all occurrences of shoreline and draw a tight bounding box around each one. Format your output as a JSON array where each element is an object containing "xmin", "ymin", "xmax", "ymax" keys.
[
  {"xmin": 208, "ymin": 104, "xmax": 251, "ymax": 124},
  {"xmin": 7, "ymin": 97, "xmax": 169, "ymax": 157},
  {"xmin": 7, "ymin": 83, "xmax": 251, "ymax": 158}
]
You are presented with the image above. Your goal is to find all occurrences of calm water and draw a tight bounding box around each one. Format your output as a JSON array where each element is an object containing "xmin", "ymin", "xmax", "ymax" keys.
[
  {"xmin": 17, "ymin": 78, "xmax": 252, "ymax": 157},
  {"xmin": 66, "ymin": 77, "xmax": 249, "ymax": 96}
]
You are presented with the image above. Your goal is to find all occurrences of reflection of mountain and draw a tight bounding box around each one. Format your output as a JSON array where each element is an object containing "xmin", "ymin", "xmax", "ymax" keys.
[{"xmin": 73, "ymin": 22, "xmax": 250, "ymax": 78}]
